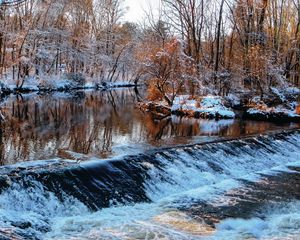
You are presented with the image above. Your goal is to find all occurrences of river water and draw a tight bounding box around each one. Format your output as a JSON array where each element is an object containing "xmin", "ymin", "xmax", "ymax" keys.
[
  {"xmin": 0, "ymin": 89, "xmax": 298, "ymax": 165},
  {"xmin": 0, "ymin": 89, "xmax": 299, "ymax": 239}
]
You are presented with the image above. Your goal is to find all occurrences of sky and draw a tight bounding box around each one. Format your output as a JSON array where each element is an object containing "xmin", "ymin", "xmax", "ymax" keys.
[{"xmin": 123, "ymin": 0, "xmax": 160, "ymax": 23}]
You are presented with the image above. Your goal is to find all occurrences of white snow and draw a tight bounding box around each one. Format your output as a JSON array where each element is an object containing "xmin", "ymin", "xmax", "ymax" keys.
[
  {"xmin": 102, "ymin": 81, "xmax": 135, "ymax": 88},
  {"xmin": 270, "ymin": 87, "xmax": 286, "ymax": 102},
  {"xmin": 226, "ymin": 94, "xmax": 241, "ymax": 107},
  {"xmin": 84, "ymin": 82, "xmax": 96, "ymax": 89},
  {"xmin": 284, "ymin": 86, "xmax": 300, "ymax": 96},
  {"xmin": 171, "ymin": 95, "xmax": 235, "ymax": 119},
  {"xmin": 247, "ymin": 103, "xmax": 300, "ymax": 119},
  {"xmin": 0, "ymin": 74, "xmax": 136, "ymax": 92},
  {"xmin": 171, "ymin": 95, "xmax": 197, "ymax": 112}
]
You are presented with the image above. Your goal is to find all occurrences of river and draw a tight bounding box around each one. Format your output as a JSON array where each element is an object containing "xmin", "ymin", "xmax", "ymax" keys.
[
  {"xmin": 0, "ymin": 89, "xmax": 299, "ymax": 239},
  {"xmin": 0, "ymin": 89, "xmax": 298, "ymax": 165}
]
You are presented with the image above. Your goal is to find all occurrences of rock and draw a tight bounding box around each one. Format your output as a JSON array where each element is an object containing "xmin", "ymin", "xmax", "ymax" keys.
[
  {"xmin": 244, "ymin": 106, "xmax": 300, "ymax": 122},
  {"xmin": 11, "ymin": 221, "xmax": 32, "ymax": 229},
  {"xmin": 171, "ymin": 95, "xmax": 235, "ymax": 119},
  {"xmin": 137, "ymin": 102, "xmax": 171, "ymax": 116}
]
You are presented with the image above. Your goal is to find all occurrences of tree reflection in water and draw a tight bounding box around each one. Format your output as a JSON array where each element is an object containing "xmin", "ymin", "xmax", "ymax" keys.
[{"xmin": 0, "ymin": 89, "xmax": 298, "ymax": 165}]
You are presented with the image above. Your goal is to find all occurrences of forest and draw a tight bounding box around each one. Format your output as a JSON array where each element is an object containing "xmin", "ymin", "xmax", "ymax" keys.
[{"xmin": 0, "ymin": 0, "xmax": 299, "ymax": 119}]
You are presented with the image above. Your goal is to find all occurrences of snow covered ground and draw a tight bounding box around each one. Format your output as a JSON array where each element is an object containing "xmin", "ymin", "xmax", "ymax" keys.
[
  {"xmin": 0, "ymin": 75, "xmax": 137, "ymax": 94},
  {"xmin": 246, "ymin": 99, "xmax": 300, "ymax": 121},
  {"xmin": 171, "ymin": 95, "xmax": 235, "ymax": 119},
  {"xmin": 140, "ymin": 95, "xmax": 236, "ymax": 120}
]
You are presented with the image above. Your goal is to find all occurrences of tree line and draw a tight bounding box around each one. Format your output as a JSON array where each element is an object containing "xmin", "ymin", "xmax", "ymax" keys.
[
  {"xmin": 0, "ymin": 0, "xmax": 299, "ymax": 103},
  {"xmin": 145, "ymin": 0, "xmax": 300, "ymax": 104}
]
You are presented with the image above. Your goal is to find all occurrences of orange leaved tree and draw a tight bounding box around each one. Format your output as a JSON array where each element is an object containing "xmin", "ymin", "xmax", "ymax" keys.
[{"xmin": 143, "ymin": 38, "xmax": 196, "ymax": 106}]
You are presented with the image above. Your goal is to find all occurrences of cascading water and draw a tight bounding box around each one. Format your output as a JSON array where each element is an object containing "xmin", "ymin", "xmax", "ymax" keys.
[{"xmin": 0, "ymin": 130, "xmax": 299, "ymax": 239}]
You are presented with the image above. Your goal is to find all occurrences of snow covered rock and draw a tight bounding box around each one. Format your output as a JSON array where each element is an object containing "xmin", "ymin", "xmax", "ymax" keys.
[
  {"xmin": 171, "ymin": 95, "xmax": 235, "ymax": 119},
  {"xmin": 284, "ymin": 87, "xmax": 300, "ymax": 96},
  {"xmin": 245, "ymin": 101, "xmax": 300, "ymax": 122},
  {"xmin": 225, "ymin": 94, "xmax": 242, "ymax": 108},
  {"xmin": 137, "ymin": 101, "xmax": 171, "ymax": 118}
]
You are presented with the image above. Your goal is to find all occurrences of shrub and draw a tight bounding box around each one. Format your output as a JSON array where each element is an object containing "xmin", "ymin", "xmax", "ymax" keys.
[
  {"xmin": 147, "ymin": 81, "xmax": 164, "ymax": 101},
  {"xmin": 66, "ymin": 73, "xmax": 85, "ymax": 86}
]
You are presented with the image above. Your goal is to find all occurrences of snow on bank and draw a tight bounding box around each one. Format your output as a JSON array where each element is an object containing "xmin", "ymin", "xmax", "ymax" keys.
[
  {"xmin": 0, "ymin": 78, "xmax": 136, "ymax": 94},
  {"xmin": 225, "ymin": 94, "xmax": 241, "ymax": 108},
  {"xmin": 247, "ymin": 105, "xmax": 300, "ymax": 118},
  {"xmin": 171, "ymin": 95, "xmax": 235, "ymax": 119},
  {"xmin": 246, "ymin": 100, "xmax": 300, "ymax": 121}
]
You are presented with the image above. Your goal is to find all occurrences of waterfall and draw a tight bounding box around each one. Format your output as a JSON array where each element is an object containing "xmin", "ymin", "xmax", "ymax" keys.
[{"xmin": 0, "ymin": 130, "xmax": 299, "ymax": 239}]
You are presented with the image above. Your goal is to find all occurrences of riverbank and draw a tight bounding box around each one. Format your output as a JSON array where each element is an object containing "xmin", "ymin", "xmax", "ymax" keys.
[
  {"xmin": 0, "ymin": 81, "xmax": 139, "ymax": 99},
  {"xmin": 138, "ymin": 87, "xmax": 300, "ymax": 122}
]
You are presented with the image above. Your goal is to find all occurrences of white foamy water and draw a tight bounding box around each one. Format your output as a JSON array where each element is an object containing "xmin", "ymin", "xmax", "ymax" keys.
[
  {"xmin": 212, "ymin": 201, "xmax": 300, "ymax": 240},
  {"xmin": 144, "ymin": 133, "xmax": 300, "ymax": 205},
  {"xmin": 0, "ymin": 131, "xmax": 299, "ymax": 239},
  {"xmin": 45, "ymin": 199, "xmax": 300, "ymax": 239}
]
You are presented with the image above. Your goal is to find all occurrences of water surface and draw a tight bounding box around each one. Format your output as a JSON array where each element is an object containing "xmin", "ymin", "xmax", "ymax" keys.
[{"xmin": 0, "ymin": 89, "xmax": 299, "ymax": 165}]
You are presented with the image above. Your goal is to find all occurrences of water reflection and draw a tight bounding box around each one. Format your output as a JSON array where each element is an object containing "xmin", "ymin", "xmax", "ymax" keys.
[{"xmin": 0, "ymin": 89, "xmax": 299, "ymax": 165}]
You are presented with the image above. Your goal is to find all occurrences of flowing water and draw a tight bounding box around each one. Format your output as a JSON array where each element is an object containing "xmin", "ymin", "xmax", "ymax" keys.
[
  {"xmin": 0, "ymin": 89, "xmax": 299, "ymax": 239},
  {"xmin": 0, "ymin": 89, "xmax": 298, "ymax": 165}
]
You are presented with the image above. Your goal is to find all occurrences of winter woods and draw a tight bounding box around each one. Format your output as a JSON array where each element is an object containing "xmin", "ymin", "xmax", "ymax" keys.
[
  {"xmin": 0, "ymin": 0, "xmax": 140, "ymax": 88},
  {"xmin": 0, "ymin": 0, "xmax": 299, "ymax": 103},
  {"xmin": 158, "ymin": 0, "xmax": 300, "ymax": 98}
]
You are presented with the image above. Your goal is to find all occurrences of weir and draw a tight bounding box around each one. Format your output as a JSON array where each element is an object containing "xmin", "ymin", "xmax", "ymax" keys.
[{"xmin": 0, "ymin": 129, "xmax": 299, "ymax": 239}]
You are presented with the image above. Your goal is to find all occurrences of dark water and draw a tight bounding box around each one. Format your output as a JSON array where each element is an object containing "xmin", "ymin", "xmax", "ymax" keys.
[{"xmin": 0, "ymin": 89, "xmax": 299, "ymax": 165}]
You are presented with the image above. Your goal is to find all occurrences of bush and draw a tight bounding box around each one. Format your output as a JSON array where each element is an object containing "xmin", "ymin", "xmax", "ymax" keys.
[
  {"xmin": 147, "ymin": 81, "xmax": 164, "ymax": 101},
  {"xmin": 66, "ymin": 73, "xmax": 85, "ymax": 86}
]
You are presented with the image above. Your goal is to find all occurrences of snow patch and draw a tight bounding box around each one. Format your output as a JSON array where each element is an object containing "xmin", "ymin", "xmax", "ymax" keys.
[
  {"xmin": 247, "ymin": 102, "xmax": 300, "ymax": 120},
  {"xmin": 171, "ymin": 95, "xmax": 235, "ymax": 119}
]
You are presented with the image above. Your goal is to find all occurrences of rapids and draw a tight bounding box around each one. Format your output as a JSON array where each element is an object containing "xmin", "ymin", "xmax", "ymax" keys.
[{"xmin": 0, "ymin": 130, "xmax": 299, "ymax": 239}]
